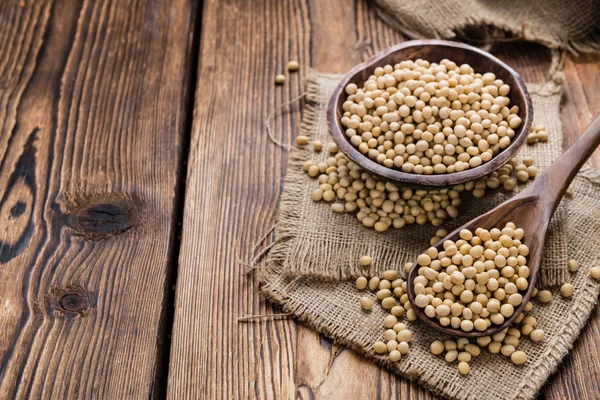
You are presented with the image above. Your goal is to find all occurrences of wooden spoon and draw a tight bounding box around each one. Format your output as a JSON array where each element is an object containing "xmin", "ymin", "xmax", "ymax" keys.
[{"xmin": 407, "ymin": 114, "xmax": 600, "ymax": 338}]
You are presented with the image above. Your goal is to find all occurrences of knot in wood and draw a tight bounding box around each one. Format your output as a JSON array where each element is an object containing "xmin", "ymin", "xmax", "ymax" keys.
[
  {"xmin": 77, "ymin": 203, "xmax": 129, "ymax": 235},
  {"xmin": 60, "ymin": 293, "xmax": 89, "ymax": 312},
  {"xmin": 62, "ymin": 192, "xmax": 141, "ymax": 240}
]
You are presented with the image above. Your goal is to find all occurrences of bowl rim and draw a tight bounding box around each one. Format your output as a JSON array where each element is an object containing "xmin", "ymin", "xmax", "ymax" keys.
[{"xmin": 327, "ymin": 39, "xmax": 533, "ymax": 187}]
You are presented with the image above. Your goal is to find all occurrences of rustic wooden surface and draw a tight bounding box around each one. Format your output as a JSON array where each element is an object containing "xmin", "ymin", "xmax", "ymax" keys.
[
  {"xmin": 0, "ymin": 0, "xmax": 196, "ymax": 398},
  {"xmin": 168, "ymin": 1, "xmax": 600, "ymax": 399},
  {"xmin": 2, "ymin": 0, "xmax": 600, "ymax": 399}
]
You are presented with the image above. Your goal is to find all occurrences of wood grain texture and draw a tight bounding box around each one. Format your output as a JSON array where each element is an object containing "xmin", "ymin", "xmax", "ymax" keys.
[
  {"xmin": 169, "ymin": 0, "xmax": 600, "ymax": 399},
  {"xmin": 0, "ymin": 0, "xmax": 196, "ymax": 398}
]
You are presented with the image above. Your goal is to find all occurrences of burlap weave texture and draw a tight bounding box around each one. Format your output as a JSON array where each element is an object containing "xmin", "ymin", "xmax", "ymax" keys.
[
  {"xmin": 261, "ymin": 74, "xmax": 600, "ymax": 400},
  {"xmin": 370, "ymin": 0, "xmax": 600, "ymax": 54},
  {"xmin": 273, "ymin": 74, "xmax": 568, "ymax": 287}
]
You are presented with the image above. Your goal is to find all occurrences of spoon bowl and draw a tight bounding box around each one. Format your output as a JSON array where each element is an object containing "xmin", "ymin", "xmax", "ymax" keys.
[
  {"xmin": 407, "ymin": 115, "xmax": 600, "ymax": 337},
  {"xmin": 327, "ymin": 39, "xmax": 533, "ymax": 187}
]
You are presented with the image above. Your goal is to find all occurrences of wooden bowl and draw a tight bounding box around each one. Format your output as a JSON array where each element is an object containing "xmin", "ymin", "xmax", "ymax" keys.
[{"xmin": 327, "ymin": 39, "xmax": 533, "ymax": 187}]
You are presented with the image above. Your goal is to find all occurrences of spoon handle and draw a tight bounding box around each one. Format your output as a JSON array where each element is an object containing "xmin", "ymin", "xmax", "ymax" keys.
[{"xmin": 521, "ymin": 114, "xmax": 600, "ymax": 211}]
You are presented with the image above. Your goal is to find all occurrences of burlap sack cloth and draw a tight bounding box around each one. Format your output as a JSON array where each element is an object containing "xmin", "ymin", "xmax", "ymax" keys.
[
  {"xmin": 260, "ymin": 74, "xmax": 600, "ymax": 400},
  {"xmin": 370, "ymin": 0, "xmax": 600, "ymax": 54}
]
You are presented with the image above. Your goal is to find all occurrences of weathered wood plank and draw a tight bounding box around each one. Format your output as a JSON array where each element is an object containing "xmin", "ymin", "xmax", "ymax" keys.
[
  {"xmin": 0, "ymin": 0, "xmax": 197, "ymax": 398},
  {"xmin": 169, "ymin": 0, "xmax": 600, "ymax": 398}
]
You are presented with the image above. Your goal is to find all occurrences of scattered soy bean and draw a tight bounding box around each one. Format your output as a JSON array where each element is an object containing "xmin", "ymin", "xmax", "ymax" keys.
[
  {"xmin": 374, "ymin": 341, "xmax": 387, "ymax": 354},
  {"xmin": 536, "ymin": 290, "xmax": 552, "ymax": 303},
  {"xmin": 383, "ymin": 269, "xmax": 398, "ymax": 280},
  {"xmin": 458, "ymin": 361, "xmax": 470, "ymax": 375},
  {"xmin": 530, "ymin": 329, "xmax": 545, "ymax": 342},
  {"xmin": 396, "ymin": 329, "xmax": 412, "ymax": 342},
  {"xmin": 384, "ymin": 329, "xmax": 397, "ymax": 341},
  {"xmin": 568, "ymin": 259, "xmax": 578, "ymax": 272},
  {"xmin": 389, "ymin": 350, "xmax": 402, "ymax": 362},
  {"xmin": 384, "ymin": 314, "xmax": 398, "ymax": 328},
  {"xmin": 430, "ymin": 340, "xmax": 445, "ymax": 355},
  {"xmin": 397, "ymin": 341, "xmax": 410, "ymax": 354},
  {"xmin": 275, "ymin": 74, "xmax": 285, "ymax": 84},
  {"xmin": 356, "ymin": 277, "xmax": 368, "ymax": 290},
  {"xmin": 360, "ymin": 256, "xmax": 373, "ymax": 266},
  {"xmin": 287, "ymin": 60, "xmax": 299, "ymax": 71},
  {"xmin": 360, "ymin": 297, "xmax": 374, "ymax": 310},
  {"xmin": 445, "ymin": 350, "xmax": 458, "ymax": 362},
  {"xmin": 296, "ymin": 135, "xmax": 309, "ymax": 145},
  {"xmin": 511, "ymin": 350, "xmax": 527, "ymax": 365},
  {"xmin": 368, "ymin": 277, "xmax": 380, "ymax": 290},
  {"xmin": 560, "ymin": 283, "xmax": 574, "ymax": 298},
  {"xmin": 501, "ymin": 344, "xmax": 515, "ymax": 356},
  {"xmin": 527, "ymin": 125, "xmax": 548, "ymax": 145},
  {"xmin": 590, "ymin": 266, "xmax": 600, "ymax": 279}
]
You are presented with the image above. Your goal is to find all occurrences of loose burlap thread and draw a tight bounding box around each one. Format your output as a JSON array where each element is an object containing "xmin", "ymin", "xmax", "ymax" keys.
[
  {"xmin": 260, "ymin": 74, "xmax": 600, "ymax": 400},
  {"xmin": 370, "ymin": 0, "xmax": 600, "ymax": 55}
]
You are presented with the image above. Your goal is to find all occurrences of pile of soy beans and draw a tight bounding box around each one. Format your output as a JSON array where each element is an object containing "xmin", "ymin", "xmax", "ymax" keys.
[
  {"xmin": 302, "ymin": 144, "xmax": 538, "ymax": 232},
  {"xmin": 413, "ymin": 223, "xmax": 531, "ymax": 333},
  {"xmin": 340, "ymin": 59, "xmax": 523, "ymax": 174},
  {"xmin": 354, "ymin": 245, "xmax": 599, "ymax": 375},
  {"xmin": 356, "ymin": 255, "xmax": 544, "ymax": 374}
]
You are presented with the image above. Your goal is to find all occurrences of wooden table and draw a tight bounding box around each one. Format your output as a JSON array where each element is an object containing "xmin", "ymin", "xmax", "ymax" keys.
[{"xmin": 1, "ymin": 1, "xmax": 599, "ymax": 399}]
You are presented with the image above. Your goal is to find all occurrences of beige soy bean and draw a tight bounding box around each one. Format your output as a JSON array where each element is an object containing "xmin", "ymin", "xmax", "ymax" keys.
[
  {"xmin": 537, "ymin": 290, "xmax": 552, "ymax": 303},
  {"xmin": 356, "ymin": 277, "xmax": 368, "ymax": 290},
  {"xmin": 397, "ymin": 342, "xmax": 410, "ymax": 354},
  {"xmin": 511, "ymin": 351, "xmax": 527, "ymax": 365},
  {"xmin": 369, "ymin": 277, "xmax": 380, "ymax": 290},
  {"xmin": 287, "ymin": 60, "xmax": 300, "ymax": 71},
  {"xmin": 457, "ymin": 352, "xmax": 471, "ymax": 362},
  {"xmin": 430, "ymin": 340, "xmax": 445, "ymax": 355},
  {"xmin": 389, "ymin": 350, "xmax": 402, "ymax": 362},
  {"xmin": 458, "ymin": 361, "xmax": 470, "ymax": 375},
  {"xmin": 360, "ymin": 297, "xmax": 374, "ymax": 310},
  {"xmin": 560, "ymin": 283, "xmax": 574, "ymax": 298},
  {"xmin": 360, "ymin": 256, "xmax": 373, "ymax": 266},
  {"xmin": 275, "ymin": 74, "xmax": 285, "ymax": 84},
  {"xmin": 384, "ymin": 315, "xmax": 398, "ymax": 328},
  {"xmin": 374, "ymin": 341, "xmax": 387, "ymax": 354},
  {"xmin": 530, "ymin": 329, "xmax": 545, "ymax": 342},
  {"xmin": 384, "ymin": 329, "xmax": 397, "ymax": 341},
  {"xmin": 568, "ymin": 259, "xmax": 578, "ymax": 272},
  {"xmin": 445, "ymin": 350, "xmax": 458, "ymax": 363}
]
